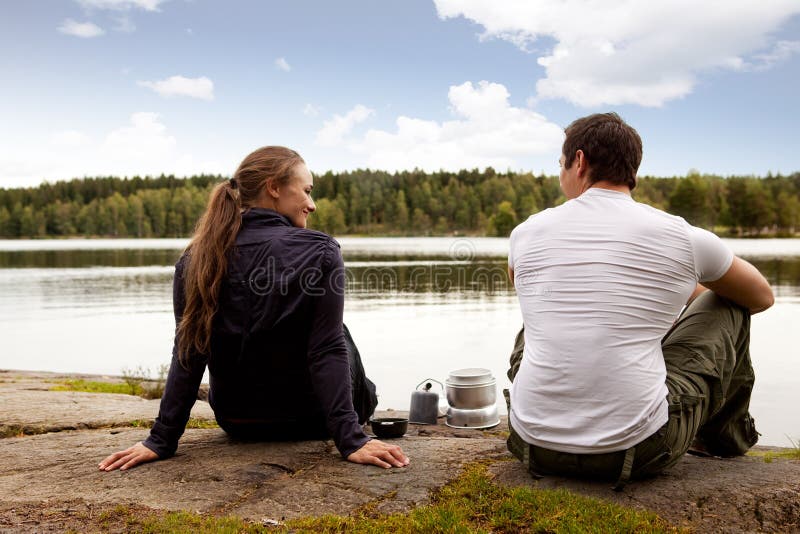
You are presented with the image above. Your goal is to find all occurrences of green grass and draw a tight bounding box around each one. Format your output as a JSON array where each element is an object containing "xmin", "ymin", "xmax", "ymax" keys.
[
  {"xmin": 127, "ymin": 418, "xmax": 219, "ymax": 429},
  {"xmin": 51, "ymin": 379, "xmax": 138, "ymax": 396},
  {"xmin": 288, "ymin": 462, "xmax": 679, "ymax": 533},
  {"xmin": 0, "ymin": 424, "xmax": 25, "ymax": 438},
  {"xmin": 747, "ymin": 437, "xmax": 800, "ymax": 462},
  {"xmin": 49, "ymin": 364, "xmax": 168, "ymax": 399},
  {"xmin": 91, "ymin": 463, "xmax": 680, "ymax": 533},
  {"xmin": 95, "ymin": 506, "xmax": 263, "ymax": 534}
]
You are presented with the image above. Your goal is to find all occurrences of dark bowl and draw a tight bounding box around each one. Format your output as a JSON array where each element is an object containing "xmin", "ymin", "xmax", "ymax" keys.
[{"xmin": 369, "ymin": 417, "xmax": 408, "ymax": 439}]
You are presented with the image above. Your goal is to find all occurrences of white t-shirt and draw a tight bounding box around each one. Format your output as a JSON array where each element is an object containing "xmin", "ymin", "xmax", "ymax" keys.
[{"xmin": 508, "ymin": 188, "xmax": 733, "ymax": 454}]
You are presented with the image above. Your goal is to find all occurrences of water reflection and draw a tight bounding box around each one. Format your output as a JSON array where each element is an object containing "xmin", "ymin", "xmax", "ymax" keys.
[
  {"xmin": 756, "ymin": 259, "xmax": 800, "ymax": 298},
  {"xmin": 347, "ymin": 261, "xmax": 511, "ymax": 296},
  {"xmin": 0, "ymin": 249, "xmax": 183, "ymax": 269},
  {"xmin": 2, "ymin": 248, "xmax": 798, "ymax": 298}
]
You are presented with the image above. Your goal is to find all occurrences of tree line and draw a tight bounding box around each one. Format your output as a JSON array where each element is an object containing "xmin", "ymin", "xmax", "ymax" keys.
[{"xmin": 0, "ymin": 170, "xmax": 798, "ymax": 238}]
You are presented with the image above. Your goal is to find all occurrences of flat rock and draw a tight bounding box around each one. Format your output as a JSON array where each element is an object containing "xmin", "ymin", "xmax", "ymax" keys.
[
  {"xmin": 1, "ymin": 369, "xmax": 799, "ymax": 533},
  {"xmin": 491, "ymin": 452, "xmax": 800, "ymax": 533},
  {"xmin": 0, "ymin": 371, "xmax": 213, "ymax": 435},
  {"xmin": 0, "ymin": 427, "xmax": 505, "ymax": 522}
]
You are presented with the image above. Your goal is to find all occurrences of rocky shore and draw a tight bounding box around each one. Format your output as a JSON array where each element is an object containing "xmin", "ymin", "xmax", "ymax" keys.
[{"xmin": 1, "ymin": 369, "xmax": 798, "ymax": 532}]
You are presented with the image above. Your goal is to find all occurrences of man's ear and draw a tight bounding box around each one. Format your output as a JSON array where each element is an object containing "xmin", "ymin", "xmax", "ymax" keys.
[
  {"xmin": 264, "ymin": 178, "xmax": 281, "ymax": 200},
  {"xmin": 575, "ymin": 149, "xmax": 589, "ymax": 178}
]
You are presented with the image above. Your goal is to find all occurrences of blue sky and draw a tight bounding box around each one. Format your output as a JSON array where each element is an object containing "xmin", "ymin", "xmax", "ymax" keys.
[{"xmin": 1, "ymin": 0, "xmax": 799, "ymax": 187}]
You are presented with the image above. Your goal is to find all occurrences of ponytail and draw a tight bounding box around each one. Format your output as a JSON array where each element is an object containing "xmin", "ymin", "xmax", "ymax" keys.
[{"xmin": 177, "ymin": 180, "xmax": 240, "ymax": 366}]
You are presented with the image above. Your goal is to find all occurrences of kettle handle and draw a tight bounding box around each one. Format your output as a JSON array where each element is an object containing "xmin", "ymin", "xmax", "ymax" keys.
[{"xmin": 416, "ymin": 378, "xmax": 444, "ymax": 391}]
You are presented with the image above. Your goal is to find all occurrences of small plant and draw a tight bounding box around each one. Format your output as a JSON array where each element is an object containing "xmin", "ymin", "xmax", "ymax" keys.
[
  {"xmin": 784, "ymin": 435, "xmax": 800, "ymax": 460},
  {"xmin": 121, "ymin": 364, "xmax": 169, "ymax": 399},
  {"xmin": 49, "ymin": 365, "xmax": 171, "ymax": 400}
]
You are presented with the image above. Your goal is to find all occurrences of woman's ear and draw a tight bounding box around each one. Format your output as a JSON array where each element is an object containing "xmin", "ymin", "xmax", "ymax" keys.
[{"xmin": 265, "ymin": 178, "xmax": 281, "ymax": 200}]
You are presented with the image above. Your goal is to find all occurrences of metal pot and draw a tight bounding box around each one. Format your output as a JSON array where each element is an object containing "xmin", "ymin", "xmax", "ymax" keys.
[
  {"xmin": 445, "ymin": 368, "xmax": 499, "ymax": 429},
  {"xmin": 446, "ymin": 405, "xmax": 500, "ymax": 429},
  {"xmin": 445, "ymin": 381, "xmax": 497, "ymax": 409},
  {"xmin": 445, "ymin": 368, "xmax": 497, "ymax": 409}
]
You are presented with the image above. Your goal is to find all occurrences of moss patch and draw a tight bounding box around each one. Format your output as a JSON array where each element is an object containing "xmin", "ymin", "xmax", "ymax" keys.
[
  {"xmin": 51, "ymin": 379, "xmax": 138, "ymax": 396},
  {"xmin": 125, "ymin": 418, "xmax": 219, "ymax": 430},
  {"xmin": 0, "ymin": 425, "xmax": 26, "ymax": 438},
  {"xmin": 0, "ymin": 419, "xmax": 217, "ymax": 439},
  {"xmin": 747, "ymin": 448, "xmax": 800, "ymax": 462}
]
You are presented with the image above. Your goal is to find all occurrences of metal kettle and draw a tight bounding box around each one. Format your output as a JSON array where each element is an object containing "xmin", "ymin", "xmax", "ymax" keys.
[{"xmin": 409, "ymin": 379, "xmax": 444, "ymax": 424}]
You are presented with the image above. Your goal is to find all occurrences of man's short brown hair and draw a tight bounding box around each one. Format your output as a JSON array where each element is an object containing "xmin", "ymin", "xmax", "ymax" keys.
[{"xmin": 562, "ymin": 113, "xmax": 642, "ymax": 190}]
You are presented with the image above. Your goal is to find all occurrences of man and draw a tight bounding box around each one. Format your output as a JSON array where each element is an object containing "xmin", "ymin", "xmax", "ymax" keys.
[{"xmin": 506, "ymin": 113, "xmax": 773, "ymax": 490}]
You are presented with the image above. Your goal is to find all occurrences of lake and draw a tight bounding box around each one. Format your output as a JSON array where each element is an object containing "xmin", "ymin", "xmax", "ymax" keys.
[{"xmin": 1, "ymin": 237, "xmax": 798, "ymax": 447}]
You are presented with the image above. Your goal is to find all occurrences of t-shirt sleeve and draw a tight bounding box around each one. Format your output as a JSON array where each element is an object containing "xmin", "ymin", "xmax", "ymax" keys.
[
  {"xmin": 687, "ymin": 225, "xmax": 734, "ymax": 283},
  {"xmin": 508, "ymin": 226, "xmax": 517, "ymax": 268}
]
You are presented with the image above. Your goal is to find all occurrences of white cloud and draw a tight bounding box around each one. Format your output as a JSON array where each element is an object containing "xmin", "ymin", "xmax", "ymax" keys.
[
  {"xmin": 103, "ymin": 112, "xmax": 176, "ymax": 160},
  {"xmin": 58, "ymin": 19, "xmax": 105, "ymax": 38},
  {"xmin": 275, "ymin": 57, "xmax": 291, "ymax": 72},
  {"xmin": 0, "ymin": 113, "xmax": 224, "ymax": 186},
  {"xmin": 303, "ymin": 103, "xmax": 321, "ymax": 117},
  {"xmin": 434, "ymin": 0, "xmax": 800, "ymax": 107},
  {"xmin": 50, "ymin": 130, "xmax": 92, "ymax": 147},
  {"xmin": 137, "ymin": 75, "xmax": 214, "ymax": 100},
  {"xmin": 317, "ymin": 81, "xmax": 563, "ymax": 172},
  {"xmin": 77, "ymin": 0, "xmax": 164, "ymax": 11},
  {"xmin": 315, "ymin": 104, "xmax": 375, "ymax": 147},
  {"xmin": 747, "ymin": 40, "xmax": 800, "ymax": 71}
]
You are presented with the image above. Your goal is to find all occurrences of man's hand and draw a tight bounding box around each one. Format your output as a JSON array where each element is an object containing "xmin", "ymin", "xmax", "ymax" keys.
[
  {"xmin": 98, "ymin": 442, "xmax": 159, "ymax": 472},
  {"xmin": 347, "ymin": 439, "xmax": 409, "ymax": 468}
]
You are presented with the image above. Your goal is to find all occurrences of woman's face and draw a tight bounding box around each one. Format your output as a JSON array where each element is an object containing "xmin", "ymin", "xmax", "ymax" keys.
[{"xmin": 274, "ymin": 163, "xmax": 316, "ymax": 228}]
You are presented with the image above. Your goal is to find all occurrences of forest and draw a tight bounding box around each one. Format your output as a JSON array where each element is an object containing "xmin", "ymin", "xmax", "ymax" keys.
[{"xmin": 0, "ymin": 169, "xmax": 798, "ymax": 238}]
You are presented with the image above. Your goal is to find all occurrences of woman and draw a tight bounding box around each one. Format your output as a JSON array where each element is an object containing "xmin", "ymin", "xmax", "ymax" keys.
[{"xmin": 99, "ymin": 146, "xmax": 409, "ymax": 471}]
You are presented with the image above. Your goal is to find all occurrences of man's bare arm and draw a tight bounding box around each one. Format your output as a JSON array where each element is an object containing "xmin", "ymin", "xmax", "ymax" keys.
[
  {"xmin": 508, "ymin": 266, "xmax": 514, "ymax": 288},
  {"xmin": 703, "ymin": 256, "xmax": 774, "ymax": 314}
]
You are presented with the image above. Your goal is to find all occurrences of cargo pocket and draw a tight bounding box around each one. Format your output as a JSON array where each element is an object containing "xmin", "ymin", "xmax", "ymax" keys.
[
  {"xmin": 705, "ymin": 413, "xmax": 759, "ymax": 457},
  {"xmin": 666, "ymin": 392, "xmax": 705, "ymax": 457},
  {"xmin": 667, "ymin": 348, "xmax": 722, "ymax": 413}
]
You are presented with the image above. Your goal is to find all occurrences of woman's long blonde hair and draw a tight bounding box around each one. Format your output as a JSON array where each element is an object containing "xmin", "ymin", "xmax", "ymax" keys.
[{"xmin": 177, "ymin": 146, "xmax": 304, "ymax": 366}]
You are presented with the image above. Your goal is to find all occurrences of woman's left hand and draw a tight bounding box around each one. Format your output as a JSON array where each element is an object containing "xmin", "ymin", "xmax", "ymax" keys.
[
  {"xmin": 347, "ymin": 439, "xmax": 410, "ymax": 468},
  {"xmin": 98, "ymin": 441, "xmax": 159, "ymax": 471}
]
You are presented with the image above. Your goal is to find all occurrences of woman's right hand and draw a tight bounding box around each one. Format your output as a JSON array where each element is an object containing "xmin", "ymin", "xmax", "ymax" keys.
[
  {"xmin": 347, "ymin": 439, "xmax": 410, "ymax": 468},
  {"xmin": 98, "ymin": 442, "xmax": 159, "ymax": 471}
]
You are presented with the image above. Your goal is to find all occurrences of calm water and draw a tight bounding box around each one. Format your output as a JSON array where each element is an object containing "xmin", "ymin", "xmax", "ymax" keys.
[{"xmin": 1, "ymin": 238, "xmax": 798, "ymax": 447}]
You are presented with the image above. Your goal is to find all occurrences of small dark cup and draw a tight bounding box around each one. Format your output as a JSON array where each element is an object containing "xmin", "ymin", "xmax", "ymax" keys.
[{"xmin": 369, "ymin": 417, "xmax": 408, "ymax": 439}]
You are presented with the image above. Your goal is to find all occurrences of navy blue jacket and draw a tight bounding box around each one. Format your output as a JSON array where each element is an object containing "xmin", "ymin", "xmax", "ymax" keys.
[{"xmin": 143, "ymin": 208, "xmax": 369, "ymax": 458}]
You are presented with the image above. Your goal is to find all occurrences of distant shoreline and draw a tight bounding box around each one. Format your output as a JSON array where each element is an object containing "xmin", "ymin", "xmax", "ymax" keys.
[{"xmin": 0, "ymin": 231, "xmax": 798, "ymax": 241}]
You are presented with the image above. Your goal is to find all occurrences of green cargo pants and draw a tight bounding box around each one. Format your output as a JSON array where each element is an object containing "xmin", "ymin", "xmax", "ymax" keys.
[{"xmin": 506, "ymin": 291, "xmax": 758, "ymax": 489}]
